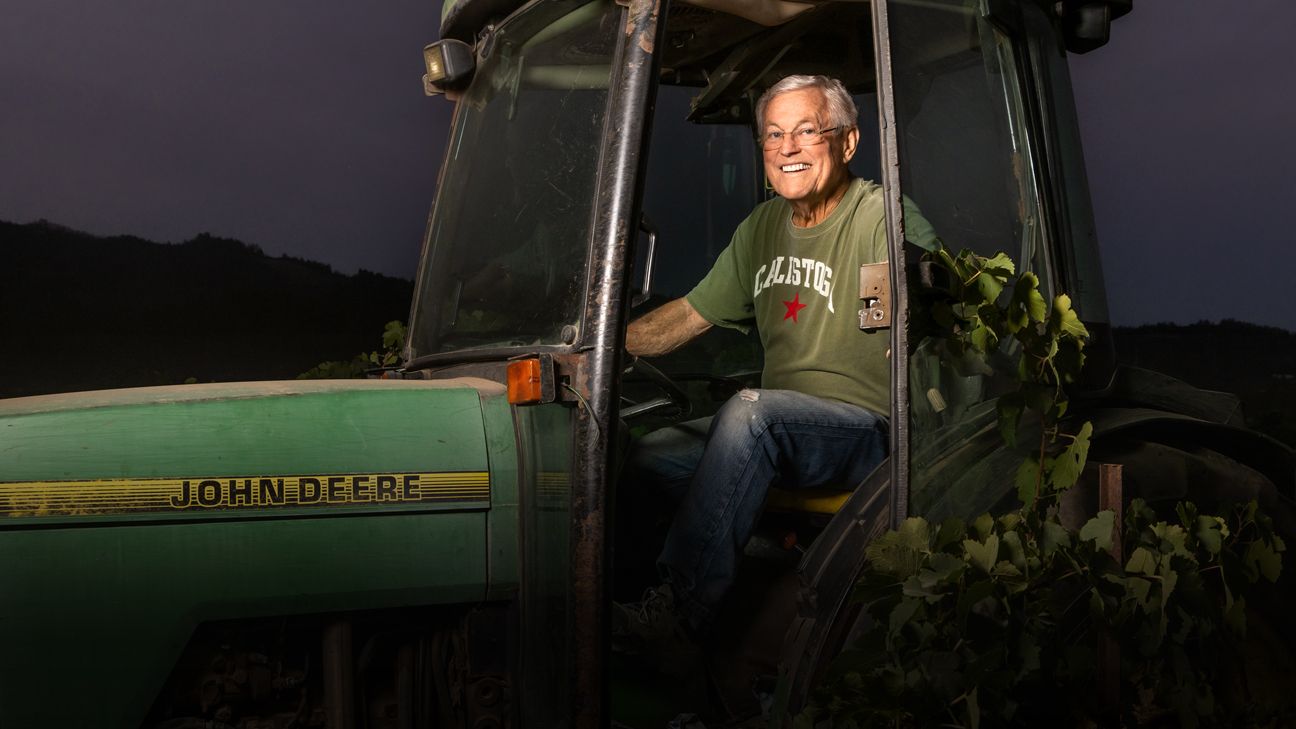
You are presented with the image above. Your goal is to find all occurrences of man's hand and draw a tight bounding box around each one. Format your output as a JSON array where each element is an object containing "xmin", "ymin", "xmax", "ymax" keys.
[{"xmin": 626, "ymin": 297, "xmax": 712, "ymax": 357}]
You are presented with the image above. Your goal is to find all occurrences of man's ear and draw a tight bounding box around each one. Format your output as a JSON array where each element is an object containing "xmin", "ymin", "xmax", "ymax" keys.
[{"xmin": 841, "ymin": 125, "xmax": 860, "ymax": 163}]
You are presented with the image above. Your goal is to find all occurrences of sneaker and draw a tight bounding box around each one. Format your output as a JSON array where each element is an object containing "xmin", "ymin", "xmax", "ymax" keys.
[
  {"xmin": 613, "ymin": 585, "xmax": 681, "ymax": 648},
  {"xmin": 611, "ymin": 585, "xmax": 703, "ymax": 678}
]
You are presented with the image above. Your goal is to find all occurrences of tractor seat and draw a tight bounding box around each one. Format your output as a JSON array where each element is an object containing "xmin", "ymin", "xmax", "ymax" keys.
[{"xmin": 766, "ymin": 487, "xmax": 851, "ymax": 516}]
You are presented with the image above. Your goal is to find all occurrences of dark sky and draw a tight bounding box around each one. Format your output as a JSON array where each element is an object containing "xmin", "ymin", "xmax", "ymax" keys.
[
  {"xmin": 1068, "ymin": 0, "xmax": 1296, "ymax": 331},
  {"xmin": 2, "ymin": 1, "xmax": 1293, "ymax": 331},
  {"xmin": 0, "ymin": 0, "xmax": 448, "ymax": 277}
]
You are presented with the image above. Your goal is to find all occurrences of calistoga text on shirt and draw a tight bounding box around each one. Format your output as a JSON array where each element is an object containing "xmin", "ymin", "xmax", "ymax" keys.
[{"xmin": 752, "ymin": 255, "xmax": 835, "ymax": 313}]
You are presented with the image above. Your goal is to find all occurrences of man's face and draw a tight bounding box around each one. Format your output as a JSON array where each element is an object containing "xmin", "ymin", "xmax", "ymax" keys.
[{"xmin": 761, "ymin": 88, "xmax": 859, "ymax": 210}]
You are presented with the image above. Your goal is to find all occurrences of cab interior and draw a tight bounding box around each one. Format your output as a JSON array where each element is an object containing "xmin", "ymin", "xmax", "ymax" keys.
[{"xmin": 611, "ymin": 0, "xmax": 1060, "ymax": 719}]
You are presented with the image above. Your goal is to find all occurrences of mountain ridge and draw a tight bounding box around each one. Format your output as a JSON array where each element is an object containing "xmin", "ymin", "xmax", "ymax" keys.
[
  {"xmin": 3, "ymin": 219, "xmax": 1292, "ymax": 446},
  {"xmin": 0, "ymin": 219, "xmax": 413, "ymax": 398}
]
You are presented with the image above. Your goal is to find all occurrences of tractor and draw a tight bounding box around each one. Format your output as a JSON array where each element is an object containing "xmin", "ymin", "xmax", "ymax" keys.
[{"xmin": 2, "ymin": 0, "xmax": 1292, "ymax": 726}]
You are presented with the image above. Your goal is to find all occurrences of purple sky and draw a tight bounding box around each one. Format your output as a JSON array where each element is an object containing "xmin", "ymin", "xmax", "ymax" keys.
[
  {"xmin": 0, "ymin": 0, "xmax": 448, "ymax": 277},
  {"xmin": 1069, "ymin": 0, "xmax": 1296, "ymax": 331},
  {"xmin": 2, "ymin": 1, "xmax": 1293, "ymax": 330}
]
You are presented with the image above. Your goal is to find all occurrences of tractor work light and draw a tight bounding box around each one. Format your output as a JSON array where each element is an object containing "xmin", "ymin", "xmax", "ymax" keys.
[{"xmin": 422, "ymin": 39, "xmax": 475, "ymax": 95}]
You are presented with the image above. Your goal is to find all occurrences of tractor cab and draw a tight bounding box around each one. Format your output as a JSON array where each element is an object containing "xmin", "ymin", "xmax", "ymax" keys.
[{"xmin": 408, "ymin": 0, "xmax": 1133, "ymax": 724}]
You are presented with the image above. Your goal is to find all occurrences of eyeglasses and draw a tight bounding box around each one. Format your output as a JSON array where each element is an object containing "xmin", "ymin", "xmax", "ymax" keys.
[{"xmin": 761, "ymin": 125, "xmax": 841, "ymax": 150}]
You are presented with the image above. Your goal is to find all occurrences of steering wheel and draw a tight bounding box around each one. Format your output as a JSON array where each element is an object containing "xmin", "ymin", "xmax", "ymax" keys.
[{"xmin": 620, "ymin": 357, "xmax": 692, "ymax": 420}]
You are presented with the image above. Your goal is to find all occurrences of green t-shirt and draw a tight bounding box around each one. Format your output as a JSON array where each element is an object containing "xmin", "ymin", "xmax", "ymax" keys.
[{"xmin": 686, "ymin": 178, "xmax": 903, "ymax": 414}]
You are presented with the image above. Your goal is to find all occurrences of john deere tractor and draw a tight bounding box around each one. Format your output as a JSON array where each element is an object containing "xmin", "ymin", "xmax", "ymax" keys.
[{"xmin": 2, "ymin": 0, "xmax": 1292, "ymax": 727}]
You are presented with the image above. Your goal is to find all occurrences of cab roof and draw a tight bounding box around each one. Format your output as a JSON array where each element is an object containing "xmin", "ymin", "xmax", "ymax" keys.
[{"xmin": 438, "ymin": 0, "xmax": 1131, "ymax": 102}]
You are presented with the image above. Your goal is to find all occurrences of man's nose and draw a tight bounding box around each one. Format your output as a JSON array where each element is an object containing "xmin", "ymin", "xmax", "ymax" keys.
[{"xmin": 778, "ymin": 135, "xmax": 801, "ymax": 154}]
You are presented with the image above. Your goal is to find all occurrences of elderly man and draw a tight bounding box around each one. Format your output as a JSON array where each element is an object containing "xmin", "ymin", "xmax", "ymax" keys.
[{"xmin": 620, "ymin": 74, "xmax": 934, "ymax": 647}]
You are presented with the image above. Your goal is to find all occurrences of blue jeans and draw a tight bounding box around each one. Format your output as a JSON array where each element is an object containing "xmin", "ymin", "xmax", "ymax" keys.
[{"xmin": 625, "ymin": 389, "xmax": 888, "ymax": 628}]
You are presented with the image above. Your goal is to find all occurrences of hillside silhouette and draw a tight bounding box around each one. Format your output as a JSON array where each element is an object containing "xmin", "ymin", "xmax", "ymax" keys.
[
  {"xmin": 3, "ymin": 221, "xmax": 1293, "ymax": 448},
  {"xmin": 1113, "ymin": 321, "xmax": 1296, "ymax": 447},
  {"xmin": 0, "ymin": 220, "xmax": 412, "ymax": 398}
]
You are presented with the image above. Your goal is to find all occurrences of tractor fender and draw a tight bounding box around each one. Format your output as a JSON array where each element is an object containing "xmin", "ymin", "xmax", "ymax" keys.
[{"xmin": 1081, "ymin": 405, "xmax": 1296, "ymax": 498}]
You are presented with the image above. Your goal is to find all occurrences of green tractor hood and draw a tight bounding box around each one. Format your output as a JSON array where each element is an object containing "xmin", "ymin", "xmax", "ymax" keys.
[
  {"xmin": 0, "ymin": 379, "xmax": 500, "ymax": 521},
  {"xmin": 0, "ymin": 378, "xmax": 517, "ymax": 727}
]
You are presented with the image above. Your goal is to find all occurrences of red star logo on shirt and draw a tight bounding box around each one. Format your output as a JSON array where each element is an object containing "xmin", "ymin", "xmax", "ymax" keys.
[{"xmin": 783, "ymin": 292, "xmax": 807, "ymax": 322}]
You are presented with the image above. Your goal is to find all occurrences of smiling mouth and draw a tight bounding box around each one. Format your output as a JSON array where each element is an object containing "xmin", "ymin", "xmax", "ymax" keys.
[{"xmin": 780, "ymin": 163, "xmax": 811, "ymax": 173}]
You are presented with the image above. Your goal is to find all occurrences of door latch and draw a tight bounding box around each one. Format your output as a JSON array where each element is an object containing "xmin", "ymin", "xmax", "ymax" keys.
[{"xmin": 858, "ymin": 262, "xmax": 891, "ymax": 331}]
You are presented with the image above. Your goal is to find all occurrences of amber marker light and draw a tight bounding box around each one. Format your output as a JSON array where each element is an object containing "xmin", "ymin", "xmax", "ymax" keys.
[{"xmin": 507, "ymin": 358, "xmax": 544, "ymax": 405}]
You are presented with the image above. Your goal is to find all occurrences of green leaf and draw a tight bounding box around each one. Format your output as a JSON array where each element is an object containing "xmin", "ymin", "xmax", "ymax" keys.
[
  {"xmin": 1001, "ymin": 530, "xmax": 1028, "ymax": 571},
  {"xmin": 973, "ymin": 269, "xmax": 1004, "ymax": 304},
  {"xmin": 992, "ymin": 560, "xmax": 1023, "ymax": 581},
  {"xmin": 948, "ymin": 346, "xmax": 995, "ymax": 377},
  {"xmin": 1048, "ymin": 293, "xmax": 1090, "ymax": 341},
  {"xmin": 1126, "ymin": 576, "xmax": 1153, "ymax": 609},
  {"xmin": 934, "ymin": 518, "xmax": 967, "ymax": 551},
  {"xmin": 866, "ymin": 517, "xmax": 932, "ymax": 578},
  {"xmin": 1194, "ymin": 515, "xmax": 1227, "ymax": 555},
  {"xmin": 1127, "ymin": 497, "xmax": 1156, "ymax": 529},
  {"xmin": 1079, "ymin": 511, "xmax": 1115, "ymax": 552},
  {"xmin": 887, "ymin": 596, "xmax": 921, "ymax": 636},
  {"xmin": 1042, "ymin": 520, "xmax": 1071, "ymax": 556},
  {"xmin": 969, "ymin": 321, "xmax": 993, "ymax": 353},
  {"xmin": 998, "ymin": 512, "xmax": 1022, "ymax": 532},
  {"xmin": 1088, "ymin": 589, "xmax": 1105, "ymax": 618},
  {"xmin": 1153, "ymin": 523, "xmax": 1190, "ymax": 558},
  {"xmin": 1015, "ymin": 457, "xmax": 1041, "ymax": 506},
  {"xmin": 1049, "ymin": 422, "xmax": 1093, "ymax": 492},
  {"xmin": 977, "ymin": 303, "xmax": 1004, "ymax": 338},
  {"xmin": 972, "ymin": 514, "xmax": 995, "ymax": 541},
  {"xmin": 963, "ymin": 534, "xmax": 1000, "ymax": 575},
  {"xmin": 381, "ymin": 320, "xmax": 407, "ymax": 349},
  {"xmin": 981, "ymin": 251, "xmax": 1016, "ymax": 278},
  {"xmin": 907, "ymin": 554, "xmax": 965, "ymax": 604},
  {"xmin": 1125, "ymin": 547, "xmax": 1158, "ymax": 576},
  {"xmin": 1006, "ymin": 271, "xmax": 1046, "ymax": 333},
  {"xmin": 897, "ymin": 516, "xmax": 932, "ymax": 544},
  {"xmin": 1245, "ymin": 539, "xmax": 1284, "ymax": 583},
  {"xmin": 902, "ymin": 575, "xmax": 937, "ymax": 601},
  {"xmin": 926, "ymin": 552, "xmax": 967, "ymax": 583}
]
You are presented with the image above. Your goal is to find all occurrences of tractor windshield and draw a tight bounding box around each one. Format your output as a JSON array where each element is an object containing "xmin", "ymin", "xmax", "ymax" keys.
[{"xmin": 408, "ymin": 0, "xmax": 620, "ymax": 358}]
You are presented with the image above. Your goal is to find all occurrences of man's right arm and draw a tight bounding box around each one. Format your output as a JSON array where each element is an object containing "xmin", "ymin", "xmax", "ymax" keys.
[{"xmin": 626, "ymin": 297, "xmax": 712, "ymax": 357}]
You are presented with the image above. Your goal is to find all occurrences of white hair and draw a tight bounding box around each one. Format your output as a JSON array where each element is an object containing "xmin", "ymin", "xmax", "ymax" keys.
[{"xmin": 755, "ymin": 74, "xmax": 858, "ymax": 134}]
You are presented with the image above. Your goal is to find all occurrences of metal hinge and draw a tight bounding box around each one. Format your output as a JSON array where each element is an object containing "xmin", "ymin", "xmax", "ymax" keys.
[{"xmin": 858, "ymin": 261, "xmax": 891, "ymax": 331}]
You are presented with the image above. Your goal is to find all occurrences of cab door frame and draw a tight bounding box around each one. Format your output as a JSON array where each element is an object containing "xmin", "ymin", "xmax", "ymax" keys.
[
  {"xmin": 567, "ymin": 0, "xmax": 667, "ymax": 726},
  {"xmin": 872, "ymin": 0, "xmax": 914, "ymax": 525}
]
